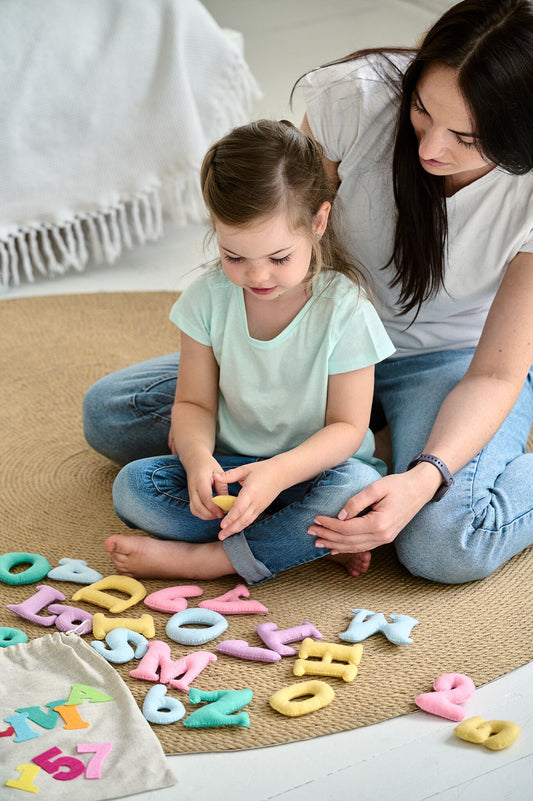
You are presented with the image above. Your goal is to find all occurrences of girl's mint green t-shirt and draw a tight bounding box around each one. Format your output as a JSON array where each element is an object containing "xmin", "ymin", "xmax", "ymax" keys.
[{"xmin": 170, "ymin": 270, "xmax": 395, "ymax": 470}]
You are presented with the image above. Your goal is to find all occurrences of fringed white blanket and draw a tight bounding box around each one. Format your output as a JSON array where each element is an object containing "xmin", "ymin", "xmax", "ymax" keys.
[{"xmin": 0, "ymin": 0, "xmax": 261, "ymax": 287}]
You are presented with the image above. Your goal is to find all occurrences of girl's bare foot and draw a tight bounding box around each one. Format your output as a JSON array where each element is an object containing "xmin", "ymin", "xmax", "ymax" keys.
[
  {"xmin": 105, "ymin": 534, "xmax": 237, "ymax": 580},
  {"xmin": 329, "ymin": 550, "xmax": 372, "ymax": 577}
]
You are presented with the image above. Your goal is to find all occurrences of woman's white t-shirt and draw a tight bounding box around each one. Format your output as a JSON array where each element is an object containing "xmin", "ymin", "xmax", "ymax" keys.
[{"xmin": 302, "ymin": 54, "xmax": 533, "ymax": 356}]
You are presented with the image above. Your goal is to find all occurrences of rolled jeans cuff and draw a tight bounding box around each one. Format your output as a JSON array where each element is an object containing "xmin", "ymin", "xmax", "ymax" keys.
[{"xmin": 222, "ymin": 531, "xmax": 273, "ymax": 585}]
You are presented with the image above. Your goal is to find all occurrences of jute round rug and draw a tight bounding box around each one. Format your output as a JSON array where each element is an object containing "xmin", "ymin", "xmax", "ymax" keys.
[{"xmin": 1, "ymin": 291, "xmax": 532, "ymax": 755}]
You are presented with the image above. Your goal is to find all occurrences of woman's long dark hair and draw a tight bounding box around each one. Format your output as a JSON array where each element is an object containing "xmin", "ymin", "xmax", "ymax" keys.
[{"xmin": 296, "ymin": 0, "xmax": 533, "ymax": 315}]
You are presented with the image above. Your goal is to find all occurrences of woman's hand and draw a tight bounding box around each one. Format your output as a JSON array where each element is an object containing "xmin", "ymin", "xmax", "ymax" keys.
[
  {"xmin": 214, "ymin": 460, "xmax": 284, "ymax": 539},
  {"xmin": 187, "ymin": 456, "xmax": 228, "ymax": 521},
  {"xmin": 308, "ymin": 469, "xmax": 438, "ymax": 554}
]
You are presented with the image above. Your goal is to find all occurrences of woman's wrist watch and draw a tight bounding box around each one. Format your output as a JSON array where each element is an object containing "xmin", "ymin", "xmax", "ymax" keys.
[{"xmin": 406, "ymin": 452, "xmax": 454, "ymax": 501}]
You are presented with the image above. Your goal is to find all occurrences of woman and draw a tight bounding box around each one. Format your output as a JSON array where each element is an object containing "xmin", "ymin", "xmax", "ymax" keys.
[{"xmin": 83, "ymin": 0, "xmax": 533, "ymax": 584}]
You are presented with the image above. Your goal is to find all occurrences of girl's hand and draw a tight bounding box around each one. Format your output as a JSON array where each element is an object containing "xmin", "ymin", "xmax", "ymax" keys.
[
  {"xmin": 187, "ymin": 457, "xmax": 228, "ymax": 521},
  {"xmin": 214, "ymin": 460, "xmax": 284, "ymax": 539},
  {"xmin": 308, "ymin": 471, "xmax": 437, "ymax": 554}
]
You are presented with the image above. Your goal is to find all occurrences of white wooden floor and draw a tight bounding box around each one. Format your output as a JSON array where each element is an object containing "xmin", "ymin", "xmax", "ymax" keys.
[{"xmin": 3, "ymin": 2, "xmax": 532, "ymax": 798}]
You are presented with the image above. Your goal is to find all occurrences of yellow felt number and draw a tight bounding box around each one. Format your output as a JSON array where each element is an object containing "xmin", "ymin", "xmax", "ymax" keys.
[{"xmin": 5, "ymin": 763, "xmax": 41, "ymax": 793}]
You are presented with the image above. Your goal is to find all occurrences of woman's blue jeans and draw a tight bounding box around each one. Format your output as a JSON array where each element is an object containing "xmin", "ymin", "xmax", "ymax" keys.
[
  {"xmin": 83, "ymin": 349, "xmax": 533, "ymax": 584},
  {"xmin": 112, "ymin": 453, "xmax": 382, "ymax": 584}
]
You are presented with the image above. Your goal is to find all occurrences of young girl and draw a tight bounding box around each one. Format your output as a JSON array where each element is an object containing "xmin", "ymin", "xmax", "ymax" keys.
[{"xmin": 106, "ymin": 119, "xmax": 395, "ymax": 584}]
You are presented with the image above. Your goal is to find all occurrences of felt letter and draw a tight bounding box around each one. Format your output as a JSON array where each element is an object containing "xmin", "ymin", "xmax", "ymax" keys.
[
  {"xmin": 216, "ymin": 639, "xmax": 281, "ymax": 662},
  {"xmin": 65, "ymin": 684, "xmax": 114, "ymax": 705},
  {"xmin": 4, "ymin": 713, "xmax": 40, "ymax": 743},
  {"xmin": 142, "ymin": 685, "xmax": 186, "ymax": 725},
  {"xmin": 47, "ymin": 558, "xmax": 103, "ymax": 584},
  {"xmin": 5, "ymin": 764, "xmax": 41, "ymax": 793},
  {"xmin": 0, "ymin": 552, "xmax": 51, "ymax": 585},
  {"xmin": 184, "ymin": 687, "xmax": 253, "ymax": 728},
  {"xmin": 339, "ymin": 609, "xmax": 418, "ymax": 645},
  {"xmin": 166, "ymin": 608, "xmax": 228, "ymax": 645},
  {"xmin": 72, "ymin": 575, "xmax": 147, "ymax": 613},
  {"xmin": 269, "ymin": 680, "xmax": 335, "ymax": 717},
  {"xmin": 6, "ymin": 584, "xmax": 66, "ymax": 626},
  {"xmin": 144, "ymin": 585, "xmax": 203, "ymax": 613},
  {"xmin": 293, "ymin": 638, "xmax": 363, "ymax": 682},
  {"xmin": 256, "ymin": 621, "xmax": 323, "ymax": 656},
  {"xmin": 0, "ymin": 626, "xmax": 28, "ymax": 647},
  {"xmin": 54, "ymin": 704, "xmax": 91, "ymax": 730},
  {"xmin": 130, "ymin": 640, "xmax": 217, "ymax": 689},
  {"xmin": 47, "ymin": 603, "xmax": 93, "ymax": 634},
  {"xmin": 91, "ymin": 627, "xmax": 149, "ymax": 663},
  {"xmin": 92, "ymin": 612, "xmax": 155, "ymax": 640},
  {"xmin": 15, "ymin": 700, "xmax": 66, "ymax": 731},
  {"xmin": 198, "ymin": 583, "xmax": 268, "ymax": 614}
]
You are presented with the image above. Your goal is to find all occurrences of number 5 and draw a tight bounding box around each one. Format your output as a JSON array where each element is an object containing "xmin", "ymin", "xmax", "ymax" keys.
[{"xmin": 32, "ymin": 747, "xmax": 85, "ymax": 781}]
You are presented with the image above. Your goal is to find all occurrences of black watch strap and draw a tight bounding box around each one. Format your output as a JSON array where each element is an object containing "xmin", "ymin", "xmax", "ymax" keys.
[{"xmin": 406, "ymin": 452, "xmax": 454, "ymax": 501}]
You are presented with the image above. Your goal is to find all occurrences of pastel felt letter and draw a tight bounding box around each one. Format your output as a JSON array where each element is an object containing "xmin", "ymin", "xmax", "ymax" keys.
[
  {"xmin": 92, "ymin": 612, "xmax": 155, "ymax": 640},
  {"xmin": 65, "ymin": 684, "xmax": 114, "ymax": 705},
  {"xmin": 339, "ymin": 609, "xmax": 419, "ymax": 645},
  {"xmin": 415, "ymin": 672, "xmax": 475, "ymax": 722},
  {"xmin": 91, "ymin": 627, "xmax": 149, "ymax": 663},
  {"xmin": 198, "ymin": 583, "xmax": 268, "ymax": 614},
  {"xmin": 454, "ymin": 717, "xmax": 521, "ymax": 751},
  {"xmin": 130, "ymin": 640, "xmax": 216, "ymax": 689},
  {"xmin": 184, "ymin": 687, "xmax": 253, "ymax": 728},
  {"xmin": 0, "ymin": 626, "xmax": 28, "ymax": 647},
  {"xmin": 144, "ymin": 584, "xmax": 203, "ymax": 613},
  {"xmin": 15, "ymin": 700, "xmax": 66, "ymax": 730},
  {"xmin": 7, "ymin": 584, "xmax": 66, "ymax": 625},
  {"xmin": 47, "ymin": 558, "xmax": 104, "ymax": 584},
  {"xmin": 47, "ymin": 603, "xmax": 93, "ymax": 633},
  {"xmin": 0, "ymin": 552, "xmax": 51, "ymax": 585},
  {"xmin": 4, "ymin": 713, "xmax": 40, "ymax": 743},
  {"xmin": 216, "ymin": 639, "xmax": 281, "ymax": 662},
  {"xmin": 142, "ymin": 685, "xmax": 186, "ymax": 725},
  {"xmin": 72, "ymin": 575, "xmax": 147, "ymax": 613},
  {"xmin": 293, "ymin": 638, "xmax": 363, "ymax": 682},
  {"xmin": 166, "ymin": 608, "xmax": 228, "ymax": 645},
  {"xmin": 269, "ymin": 680, "xmax": 335, "ymax": 717},
  {"xmin": 256, "ymin": 621, "xmax": 323, "ymax": 656}
]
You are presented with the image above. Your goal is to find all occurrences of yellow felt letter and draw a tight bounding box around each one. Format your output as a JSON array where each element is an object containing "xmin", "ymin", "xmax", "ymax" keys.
[
  {"xmin": 293, "ymin": 638, "xmax": 363, "ymax": 682},
  {"xmin": 72, "ymin": 575, "xmax": 147, "ymax": 613},
  {"xmin": 269, "ymin": 680, "xmax": 335, "ymax": 717}
]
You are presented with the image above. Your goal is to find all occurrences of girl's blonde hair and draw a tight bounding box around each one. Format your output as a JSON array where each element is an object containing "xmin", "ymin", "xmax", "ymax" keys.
[{"xmin": 200, "ymin": 119, "xmax": 365, "ymax": 286}]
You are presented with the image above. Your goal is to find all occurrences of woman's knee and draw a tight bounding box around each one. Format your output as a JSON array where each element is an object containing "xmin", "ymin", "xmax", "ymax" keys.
[{"xmin": 394, "ymin": 511, "xmax": 495, "ymax": 585}]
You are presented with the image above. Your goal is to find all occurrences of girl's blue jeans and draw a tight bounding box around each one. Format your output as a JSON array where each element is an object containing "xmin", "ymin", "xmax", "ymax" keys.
[
  {"xmin": 111, "ymin": 453, "xmax": 381, "ymax": 584},
  {"xmin": 83, "ymin": 349, "xmax": 533, "ymax": 584}
]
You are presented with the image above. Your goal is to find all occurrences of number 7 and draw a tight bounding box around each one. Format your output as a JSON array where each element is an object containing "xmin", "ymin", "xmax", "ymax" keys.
[{"xmin": 77, "ymin": 742, "xmax": 113, "ymax": 779}]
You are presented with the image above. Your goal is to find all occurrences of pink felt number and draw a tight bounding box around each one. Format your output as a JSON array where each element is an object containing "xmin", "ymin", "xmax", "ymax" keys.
[
  {"xmin": 77, "ymin": 742, "xmax": 113, "ymax": 779},
  {"xmin": 415, "ymin": 672, "xmax": 475, "ymax": 721},
  {"xmin": 32, "ymin": 746, "xmax": 86, "ymax": 781}
]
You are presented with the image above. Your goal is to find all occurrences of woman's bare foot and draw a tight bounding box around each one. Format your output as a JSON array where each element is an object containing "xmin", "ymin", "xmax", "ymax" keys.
[
  {"xmin": 105, "ymin": 534, "xmax": 236, "ymax": 580},
  {"xmin": 329, "ymin": 550, "xmax": 372, "ymax": 577}
]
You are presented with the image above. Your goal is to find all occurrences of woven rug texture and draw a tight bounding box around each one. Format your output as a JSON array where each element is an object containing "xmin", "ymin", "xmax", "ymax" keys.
[{"xmin": 1, "ymin": 291, "xmax": 532, "ymax": 756}]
